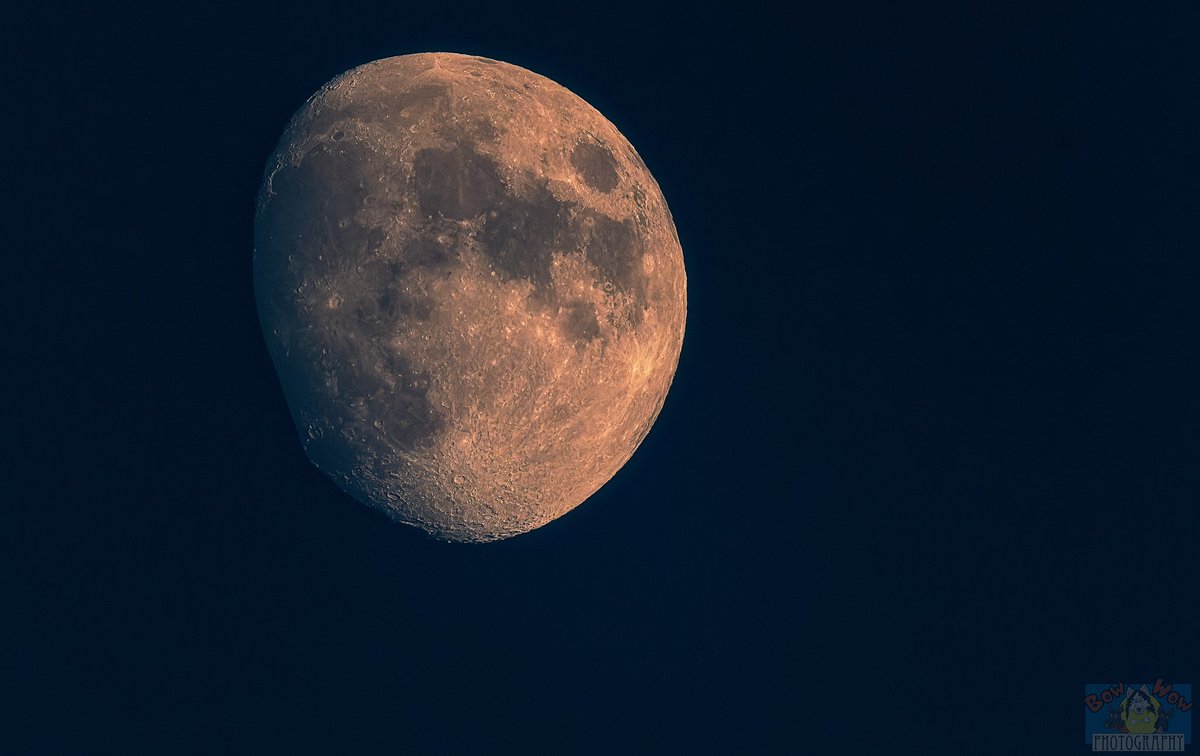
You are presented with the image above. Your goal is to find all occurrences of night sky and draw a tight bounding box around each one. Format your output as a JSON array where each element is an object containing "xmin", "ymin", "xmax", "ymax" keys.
[{"xmin": 10, "ymin": 2, "xmax": 1200, "ymax": 753}]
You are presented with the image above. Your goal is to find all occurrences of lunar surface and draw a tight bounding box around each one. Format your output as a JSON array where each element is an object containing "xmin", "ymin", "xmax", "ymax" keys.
[{"xmin": 254, "ymin": 53, "xmax": 686, "ymax": 542}]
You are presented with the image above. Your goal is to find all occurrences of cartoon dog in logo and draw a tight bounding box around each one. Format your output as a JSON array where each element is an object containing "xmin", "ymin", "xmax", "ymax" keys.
[{"xmin": 1103, "ymin": 686, "xmax": 1173, "ymax": 734}]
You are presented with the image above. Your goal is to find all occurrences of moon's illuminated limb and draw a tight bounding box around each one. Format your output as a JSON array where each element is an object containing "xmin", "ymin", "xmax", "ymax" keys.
[{"xmin": 254, "ymin": 53, "xmax": 686, "ymax": 542}]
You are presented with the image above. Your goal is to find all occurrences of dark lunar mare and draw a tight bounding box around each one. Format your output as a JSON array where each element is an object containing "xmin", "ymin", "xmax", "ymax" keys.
[
  {"xmin": 255, "ymin": 138, "xmax": 446, "ymax": 466},
  {"xmin": 256, "ymin": 129, "xmax": 650, "ymax": 469},
  {"xmin": 570, "ymin": 141, "xmax": 620, "ymax": 193},
  {"xmin": 411, "ymin": 143, "xmax": 648, "ymax": 324}
]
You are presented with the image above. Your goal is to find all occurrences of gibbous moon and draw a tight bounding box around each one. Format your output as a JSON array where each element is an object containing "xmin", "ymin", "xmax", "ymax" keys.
[{"xmin": 254, "ymin": 53, "xmax": 686, "ymax": 542}]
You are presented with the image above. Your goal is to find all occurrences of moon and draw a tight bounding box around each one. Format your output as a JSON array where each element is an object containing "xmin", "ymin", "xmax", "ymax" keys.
[{"xmin": 254, "ymin": 53, "xmax": 686, "ymax": 542}]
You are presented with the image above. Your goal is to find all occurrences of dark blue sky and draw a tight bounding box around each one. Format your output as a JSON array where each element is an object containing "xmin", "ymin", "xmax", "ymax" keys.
[{"xmin": 9, "ymin": 1, "xmax": 1199, "ymax": 753}]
